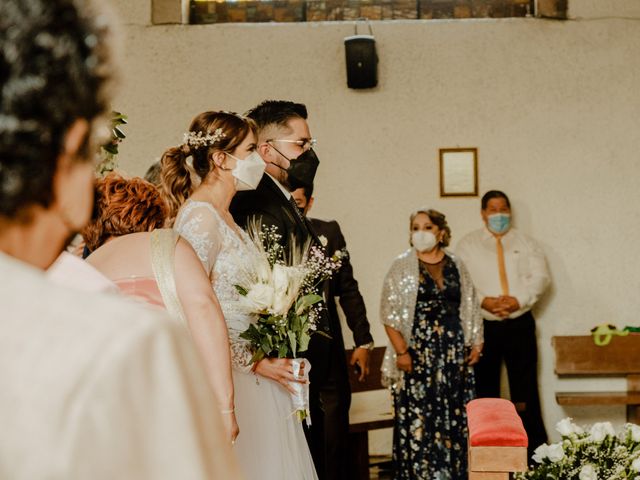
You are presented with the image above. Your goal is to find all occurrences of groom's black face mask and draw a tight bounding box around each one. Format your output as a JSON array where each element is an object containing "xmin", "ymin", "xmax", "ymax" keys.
[{"xmin": 270, "ymin": 145, "xmax": 320, "ymax": 190}]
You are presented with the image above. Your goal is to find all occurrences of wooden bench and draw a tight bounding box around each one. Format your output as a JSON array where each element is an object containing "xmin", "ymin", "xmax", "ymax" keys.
[
  {"xmin": 552, "ymin": 335, "xmax": 640, "ymax": 423},
  {"xmin": 466, "ymin": 398, "xmax": 528, "ymax": 480},
  {"xmin": 346, "ymin": 346, "xmax": 394, "ymax": 480}
]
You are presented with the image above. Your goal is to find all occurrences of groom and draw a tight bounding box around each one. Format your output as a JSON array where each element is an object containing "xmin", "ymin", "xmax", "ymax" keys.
[{"xmin": 230, "ymin": 100, "xmax": 333, "ymax": 479}]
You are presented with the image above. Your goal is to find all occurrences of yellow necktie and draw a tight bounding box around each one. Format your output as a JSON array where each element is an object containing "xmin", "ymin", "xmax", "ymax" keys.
[{"xmin": 495, "ymin": 236, "xmax": 509, "ymax": 296}]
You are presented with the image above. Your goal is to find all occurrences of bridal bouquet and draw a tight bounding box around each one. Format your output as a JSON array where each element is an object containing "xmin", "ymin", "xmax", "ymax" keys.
[
  {"xmin": 235, "ymin": 223, "xmax": 342, "ymax": 422},
  {"xmin": 516, "ymin": 418, "xmax": 640, "ymax": 480}
]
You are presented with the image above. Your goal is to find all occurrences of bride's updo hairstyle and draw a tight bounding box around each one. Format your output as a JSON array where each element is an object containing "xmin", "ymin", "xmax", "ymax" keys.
[
  {"xmin": 160, "ymin": 111, "xmax": 257, "ymax": 222},
  {"xmin": 0, "ymin": 0, "xmax": 116, "ymax": 222}
]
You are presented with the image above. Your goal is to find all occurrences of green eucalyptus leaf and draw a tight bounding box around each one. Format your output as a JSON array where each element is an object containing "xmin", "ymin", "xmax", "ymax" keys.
[
  {"xmin": 103, "ymin": 143, "xmax": 118, "ymax": 155},
  {"xmin": 288, "ymin": 331, "xmax": 297, "ymax": 358},
  {"xmin": 113, "ymin": 126, "xmax": 126, "ymax": 139},
  {"xmin": 299, "ymin": 332, "xmax": 310, "ymax": 352},
  {"xmin": 250, "ymin": 349, "xmax": 265, "ymax": 363},
  {"xmin": 234, "ymin": 284, "xmax": 248, "ymax": 296},
  {"xmin": 296, "ymin": 293, "xmax": 322, "ymax": 314}
]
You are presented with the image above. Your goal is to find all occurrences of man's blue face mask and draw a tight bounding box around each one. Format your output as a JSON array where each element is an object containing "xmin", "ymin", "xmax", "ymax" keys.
[{"xmin": 487, "ymin": 213, "xmax": 511, "ymax": 234}]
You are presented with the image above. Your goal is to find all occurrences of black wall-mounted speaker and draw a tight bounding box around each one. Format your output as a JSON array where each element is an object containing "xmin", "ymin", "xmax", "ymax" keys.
[{"xmin": 344, "ymin": 34, "xmax": 378, "ymax": 89}]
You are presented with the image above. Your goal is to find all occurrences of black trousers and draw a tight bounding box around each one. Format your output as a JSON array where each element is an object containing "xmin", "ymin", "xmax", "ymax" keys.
[
  {"xmin": 304, "ymin": 340, "xmax": 352, "ymax": 480},
  {"xmin": 473, "ymin": 312, "xmax": 547, "ymax": 458}
]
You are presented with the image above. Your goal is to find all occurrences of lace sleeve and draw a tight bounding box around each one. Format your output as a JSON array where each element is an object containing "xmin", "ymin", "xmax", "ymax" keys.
[
  {"xmin": 227, "ymin": 329, "xmax": 254, "ymax": 373},
  {"xmin": 174, "ymin": 202, "xmax": 223, "ymax": 277}
]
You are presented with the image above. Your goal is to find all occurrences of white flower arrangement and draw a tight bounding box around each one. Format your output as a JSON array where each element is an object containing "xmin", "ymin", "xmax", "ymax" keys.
[
  {"xmin": 182, "ymin": 128, "xmax": 225, "ymax": 150},
  {"xmin": 235, "ymin": 223, "xmax": 342, "ymax": 423},
  {"xmin": 516, "ymin": 418, "xmax": 640, "ymax": 480}
]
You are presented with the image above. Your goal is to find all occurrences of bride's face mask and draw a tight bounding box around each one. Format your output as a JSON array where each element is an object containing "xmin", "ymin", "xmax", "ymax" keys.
[{"xmin": 225, "ymin": 151, "xmax": 266, "ymax": 191}]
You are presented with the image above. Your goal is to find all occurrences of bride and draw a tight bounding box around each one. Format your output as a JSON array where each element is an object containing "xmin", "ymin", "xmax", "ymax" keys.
[{"xmin": 160, "ymin": 111, "xmax": 318, "ymax": 480}]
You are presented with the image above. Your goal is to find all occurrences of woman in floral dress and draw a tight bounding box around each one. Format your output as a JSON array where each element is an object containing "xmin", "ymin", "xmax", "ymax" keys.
[{"xmin": 380, "ymin": 208, "xmax": 484, "ymax": 480}]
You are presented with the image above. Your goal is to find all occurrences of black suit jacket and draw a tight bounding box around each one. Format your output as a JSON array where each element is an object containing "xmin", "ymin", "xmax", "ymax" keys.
[
  {"xmin": 310, "ymin": 218, "xmax": 373, "ymax": 351},
  {"xmin": 230, "ymin": 175, "xmax": 314, "ymax": 249},
  {"xmin": 230, "ymin": 175, "xmax": 333, "ymax": 380}
]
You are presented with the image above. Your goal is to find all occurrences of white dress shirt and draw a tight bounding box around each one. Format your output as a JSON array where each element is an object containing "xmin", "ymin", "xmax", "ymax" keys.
[
  {"xmin": 455, "ymin": 227, "xmax": 550, "ymax": 321},
  {"xmin": 266, "ymin": 173, "xmax": 292, "ymax": 199}
]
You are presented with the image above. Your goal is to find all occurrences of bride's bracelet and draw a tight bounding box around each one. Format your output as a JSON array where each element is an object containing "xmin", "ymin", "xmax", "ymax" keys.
[{"xmin": 220, "ymin": 408, "xmax": 235, "ymax": 414}]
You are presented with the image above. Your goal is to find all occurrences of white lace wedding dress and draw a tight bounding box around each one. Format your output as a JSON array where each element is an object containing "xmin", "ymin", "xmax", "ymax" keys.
[{"xmin": 174, "ymin": 200, "xmax": 318, "ymax": 480}]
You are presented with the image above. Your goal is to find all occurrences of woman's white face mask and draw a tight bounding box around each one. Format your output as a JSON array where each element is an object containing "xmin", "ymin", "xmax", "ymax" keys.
[
  {"xmin": 226, "ymin": 151, "xmax": 266, "ymax": 191},
  {"xmin": 411, "ymin": 231, "xmax": 438, "ymax": 253}
]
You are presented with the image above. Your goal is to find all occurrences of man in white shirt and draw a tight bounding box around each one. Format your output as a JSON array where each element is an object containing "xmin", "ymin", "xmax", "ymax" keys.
[{"xmin": 456, "ymin": 190, "xmax": 550, "ymax": 457}]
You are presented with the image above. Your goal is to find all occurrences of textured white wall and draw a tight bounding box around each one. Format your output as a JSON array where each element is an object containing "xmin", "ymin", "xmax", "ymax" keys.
[{"xmin": 110, "ymin": 0, "xmax": 640, "ymax": 453}]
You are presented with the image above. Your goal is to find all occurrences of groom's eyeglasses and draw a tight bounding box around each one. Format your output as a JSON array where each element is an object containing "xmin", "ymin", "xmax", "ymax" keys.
[{"xmin": 269, "ymin": 138, "xmax": 317, "ymax": 151}]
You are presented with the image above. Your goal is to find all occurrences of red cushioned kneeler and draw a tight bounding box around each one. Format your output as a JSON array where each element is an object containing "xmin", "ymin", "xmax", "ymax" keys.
[{"xmin": 466, "ymin": 398, "xmax": 528, "ymax": 480}]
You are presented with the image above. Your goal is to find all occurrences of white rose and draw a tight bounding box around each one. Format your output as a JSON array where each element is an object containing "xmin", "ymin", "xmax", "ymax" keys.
[
  {"xmin": 556, "ymin": 417, "xmax": 583, "ymax": 436},
  {"xmin": 579, "ymin": 464, "xmax": 597, "ymax": 480},
  {"xmin": 589, "ymin": 422, "xmax": 615, "ymax": 442},
  {"xmin": 241, "ymin": 283, "xmax": 274, "ymax": 312},
  {"xmin": 547, "ymin": 443, "xmax": 565, "ymax": 463},
  {"xmin": 271, "ymin": 264, "xmax": 303, "ymax": 316},
  {"xmin": 532, "ymin": 444, "xmax": 550, "ymax": 464},
  {"xmin": 632, "ymin": 458, "xmax": 640, "ymax": 472},
  {"xmin": 629, "ymin": 424, "xmax": 640, "ymax": 443}
]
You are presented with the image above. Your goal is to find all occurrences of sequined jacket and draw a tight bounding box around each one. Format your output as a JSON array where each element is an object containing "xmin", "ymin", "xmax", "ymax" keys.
[{"xmin": 380, "ymin": 249, "xmax": 483, "ymax": 390}]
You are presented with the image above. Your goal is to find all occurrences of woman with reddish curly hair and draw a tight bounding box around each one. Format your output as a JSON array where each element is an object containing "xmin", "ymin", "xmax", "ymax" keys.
[
  {"xmin": 82, "ymin": 174, "xmax": 167, "ymax": 253},
  {"xmin": 83, "ymin": 173, "xmax": 238, "ymax": 443}
]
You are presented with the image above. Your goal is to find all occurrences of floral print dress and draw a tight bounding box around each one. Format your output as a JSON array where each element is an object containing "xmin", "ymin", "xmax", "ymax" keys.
[{"xmin": 392, "ymin": 255, "xmax": 475, "ymax": 480}]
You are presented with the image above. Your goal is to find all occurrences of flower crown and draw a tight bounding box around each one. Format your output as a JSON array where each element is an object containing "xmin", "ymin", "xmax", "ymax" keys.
[{"xmin": 182, "ymin": 128, "xmax": 226, "ymax": 150}]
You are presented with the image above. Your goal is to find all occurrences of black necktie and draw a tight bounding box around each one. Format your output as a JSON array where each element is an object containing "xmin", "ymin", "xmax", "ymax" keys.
[
  {"xmin": 288, "ymin": 196, "xmax": 321, "ymax": 245},
  {"xmin": 288, "ymin": 196, "xmax": 305, "ymax": 222}
]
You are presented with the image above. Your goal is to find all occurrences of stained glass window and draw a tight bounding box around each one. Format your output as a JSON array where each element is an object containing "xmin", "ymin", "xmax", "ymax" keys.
[{"xmin": 190, "ymin": 0, "xmax": 536, "ymax": 24}]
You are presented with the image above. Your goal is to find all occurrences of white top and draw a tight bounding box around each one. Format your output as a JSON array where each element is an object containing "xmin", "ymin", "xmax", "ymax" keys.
[
  {"xmin": 0, "ymin": 251, "xmax": 242, "ymax": 479},
  {"xmin": 266, "ymin": 173, "xmax": 291, "ymax": 199},
  {"xmin": 455, "ymin": 227, "xmax": 550, "ymax": 321}
]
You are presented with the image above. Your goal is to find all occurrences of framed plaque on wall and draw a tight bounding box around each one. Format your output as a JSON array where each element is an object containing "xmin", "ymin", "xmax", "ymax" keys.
[{"xmin": 439, "ymin": 148, "xmax": 478, "ymax": 197}]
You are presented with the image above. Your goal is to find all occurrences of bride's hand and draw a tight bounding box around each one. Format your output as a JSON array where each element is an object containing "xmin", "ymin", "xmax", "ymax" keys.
[
  {"xmin": 254, "ymin": 358, "xmax": 306, "ymax": 394},
  {"xmin": 221, "ymin": 410, "xmax": 239, "ymax": 444}
]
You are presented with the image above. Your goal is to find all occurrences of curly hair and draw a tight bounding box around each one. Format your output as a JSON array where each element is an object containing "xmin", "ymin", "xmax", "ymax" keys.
[
  {"xmin": 159, "ymin": 111, "xmax": 256, "ymax": 223},
  {"xmin": 82, "ymin": 174, "xmax": 167, "ymax": 252},
  {"xmin": 409, "ymin": 208, "xmax": 452, "ymax": 248},
  {"xmin": 0, "ymin": 0, "xmax": 116, "ymax": 221}
]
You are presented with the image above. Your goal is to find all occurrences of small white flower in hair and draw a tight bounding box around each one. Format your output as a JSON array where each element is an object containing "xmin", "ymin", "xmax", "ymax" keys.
[
  {"xmin": 318, "ymin": 235, "xmax": 328, "ymax": 247},
  {"xmin": 182, "ymin": 128, "xmax": 226, "ymax": 150}
]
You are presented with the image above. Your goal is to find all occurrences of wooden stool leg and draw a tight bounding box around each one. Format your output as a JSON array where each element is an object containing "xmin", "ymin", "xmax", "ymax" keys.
[
  {"xmin": 627, "ymin": 375, "xmax": 640, "ymax": 424},
  {"xmin": 627, "ymin": 405, "xmax": 640, "ymax": 424},
  {"xmin": 348, "ymin": 431, "xmax": 369, "ymax": 480}
]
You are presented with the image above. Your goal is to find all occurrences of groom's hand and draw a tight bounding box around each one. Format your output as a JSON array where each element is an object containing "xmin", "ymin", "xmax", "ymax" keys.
[
  {"xmin": 350, "ymin": 348, "xmax": 370, "ymax": 382},
  {"xmin": 254, "ymin": 358, "xmax": 307, "ymax": 394}
]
